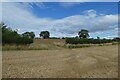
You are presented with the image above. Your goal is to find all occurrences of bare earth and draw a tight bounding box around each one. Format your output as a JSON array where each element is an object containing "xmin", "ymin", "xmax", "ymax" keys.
[{"xmin": 2, "ymin": 45, "xmax": 118, "ymax": 78}]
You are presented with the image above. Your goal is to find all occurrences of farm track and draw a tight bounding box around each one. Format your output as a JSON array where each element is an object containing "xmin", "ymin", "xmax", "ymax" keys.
[{"xmin": 2, "ymin": 45, "xmax": 118, "ymax": 78}]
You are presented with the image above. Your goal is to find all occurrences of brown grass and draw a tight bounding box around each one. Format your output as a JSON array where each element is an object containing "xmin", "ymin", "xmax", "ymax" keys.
[
  {"xmin": 34, "ymin": 38, "xmax": 65, "ymax": 44},
  {"xmin": 2, "ymin": 45, "xmax": 118, "ymax": 78},
  {"xmin": 2, "ymin": 39, "xmax": 66, "ymax": 50},
  {"xmin": 2, "ymin": 39, "xmax": 119, "ymax": 50}
]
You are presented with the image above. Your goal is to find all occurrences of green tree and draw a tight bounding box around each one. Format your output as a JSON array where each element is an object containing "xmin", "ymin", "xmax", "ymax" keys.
[
  {"xmin": 78, "ymin": 29, "xmax": 89, "ymax": 39},
  {"xmin": 30, "ymin": 32, "xmax": 35, "ymax": 38},
  {"xmin": 97, "ymin": 36, "xmax": 100, "ymax": 39},
  {"xmin": 39, "ymin": 31, "xmax": 50, "ymax": 39},
  {"xmin": 22, "ymin": 32, "xmax": 35, "ymax": 38},
  {"xmin": 1, "ymin": 22, "xmax": 12, "ymax": 33},
  {"xmin": 1, "ymin": 22, "xmax": 33, "ymax": 45}
]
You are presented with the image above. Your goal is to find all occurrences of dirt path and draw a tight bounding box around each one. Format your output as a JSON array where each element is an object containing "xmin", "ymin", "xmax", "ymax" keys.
[{"xmin": 2, "ymin": 45, "xmax": 118, "ymax": 78}]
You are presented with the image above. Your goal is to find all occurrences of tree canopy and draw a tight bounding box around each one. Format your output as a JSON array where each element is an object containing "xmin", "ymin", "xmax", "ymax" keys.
[
  {"xmin": 39, "ymin": 31, "xmax": 50, "ymax": 39},
  {"xmin": 22, "ymin": 32, "xmax": 35, "ymax": 38},
  {"xmin": 78, "ymin": 29, "xmax": 89, "ymax": 39},
  {"xmin": 1, "ymin": 22, "xmax": 33, "ymax": 45}
]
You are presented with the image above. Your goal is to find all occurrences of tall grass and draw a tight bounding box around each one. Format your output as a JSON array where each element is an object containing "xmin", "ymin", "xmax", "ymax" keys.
[
  {"xmin": 2, "ymin": 44, "xmax": 49, "ymax": 51},
  {"xmin": 67, "ymin": 44, "xmax": 90, "ymax": 49},
  {"xmin": 65, "ymin": 42, "xmax": 118, "ymax": 49},
  {"xmin": 2, "ymin": 41, "xmax": 118, "ymax": 50}
]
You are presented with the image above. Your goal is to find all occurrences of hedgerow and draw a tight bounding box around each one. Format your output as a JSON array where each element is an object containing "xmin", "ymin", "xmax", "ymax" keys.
[
  {"xmin": 65, "ymin": 38, "xmax": 114, "ymax": 44},
  {"xmin": 1, "ymin": 23, "xmax": 33, "ymax": 45}
]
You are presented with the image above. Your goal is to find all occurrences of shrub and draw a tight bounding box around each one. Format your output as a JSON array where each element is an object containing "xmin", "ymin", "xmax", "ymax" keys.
[
  {"xmin": 1, "ymin": 23, "xmax": 33, "ymax": 45},
  {"xmin": 65, "ymin": 38, "xmax": 113, "ymax": 44},
  {"xmin": 66, "ymin": 44, "xmax": 90, "ymax": 49}
]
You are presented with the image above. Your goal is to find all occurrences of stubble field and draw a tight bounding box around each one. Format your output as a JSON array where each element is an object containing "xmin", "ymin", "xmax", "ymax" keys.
[{"xmin": 2, "ymin": 45, "xmax": 118, "ymax": 78}]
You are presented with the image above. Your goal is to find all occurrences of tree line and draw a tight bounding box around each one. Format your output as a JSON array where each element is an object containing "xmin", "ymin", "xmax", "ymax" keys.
[
  {"xmin": 0, "ymin": 23, "xmax": 52, "ymax": 45},
  {"xmin": 1, "ymin": 23, "xmax": 33, "ymax": 45},
  {"xmin": 65, "ymin": 38, "xmax": 115, "ymax": 44},
  {"xmin": 1, "ymin": 22, "xmax": 120, "ymax": 45}
]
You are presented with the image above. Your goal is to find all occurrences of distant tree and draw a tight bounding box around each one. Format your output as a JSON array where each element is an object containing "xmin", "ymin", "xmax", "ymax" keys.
[
  {"xmin": 30, "ymin": 32, "xmax": 35, "ymax": 38},
  {"xmin": 1, "ymin": 22, "xmax": 33, "ymax": 45},
  {"xmin": 78, "ymin": 29, "xmax": 89, "ymax": 39},
  {"xmin": 22, "ymin": 32, "xmax": 35, "ymax": 38},
  {"xmin": 75, "ymin": 36, "xmax": 79, "ymax": 38},
  {"xmin": 1, "ymin": 22, "xmax": 12, "ymax": 33},
  {"xmin": 39, "ymin": 31, "xmax": 50, "ymax": 39},
  {"xmin": 22, "ymin": 32, "xmax": 30, "ymax": 38},
  {"xmin": 62, "ymin": 37, "xmax": 65, "ymax": 39},
  {"xmin": 113, "ymin": 37, "xmax": 120, "ymax": 42},
  {"xmin": 97, "ymin": 36, "xmax": 100, "ymax": 39}
]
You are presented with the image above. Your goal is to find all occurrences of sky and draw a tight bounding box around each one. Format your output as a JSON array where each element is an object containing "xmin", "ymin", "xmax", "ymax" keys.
[{"xmin": 1, "ymin": 2, "xmax": 119, "ymax": 38}]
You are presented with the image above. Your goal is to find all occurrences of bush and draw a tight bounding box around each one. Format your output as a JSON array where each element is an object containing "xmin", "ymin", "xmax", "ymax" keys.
[
  {"xmin": 65, "ymin": 38, "xmax": 113, "ymax": 44},
  {"xmin": 1, "ymin": 23, "xmax": 33, "ymax": 45},
  {"xmin": 65, "ymin": 44, "xmax": 90, "ymax": 49}
]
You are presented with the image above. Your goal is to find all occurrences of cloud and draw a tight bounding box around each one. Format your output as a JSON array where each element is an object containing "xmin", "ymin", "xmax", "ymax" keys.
[
  {"xmin": 49, "ymin": 14, "xmax": 118, "ymax": 37},
  {"xmin": 2, "ymin": 2, "xmax": 118, "ymax": 38},
  {"xmin": 0, "ymin": 2, "xmax": 2, "ymax": 22},
  {"xmin": 83, "ymin": 10, "xmax": 97, "ymax": 18},
  {"xmin": 20, "ymin": 2, "xmax": 49, "ymax": 9}
]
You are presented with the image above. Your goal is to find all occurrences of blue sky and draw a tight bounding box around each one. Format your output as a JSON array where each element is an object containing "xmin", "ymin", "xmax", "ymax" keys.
[
  {"xmin": 31, "ymin": 2, "xmax": 118, "ymax": 19},
  {"xmin": 1, "ymin": 2, "xmax": 118, "ymax": 38}
]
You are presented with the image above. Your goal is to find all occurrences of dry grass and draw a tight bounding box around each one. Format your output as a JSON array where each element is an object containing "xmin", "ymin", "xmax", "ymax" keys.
[
  {"xmin": 2, "ymin": 39, "xmax": 119, "ymax": 50},
  {"xmin": 34, "ymin": 38, "xmax": 65, "ymax": 44},
  {"xmin": 2, "ymin": 44, "xmax": 49, "ymax": 50},
  {"xmin": 2, "ymin": 45, "xmax": 118, "ymax": 78},
  {"xmin": 2, "ymin": 39, "xmax": 66, "ymax": 50}
]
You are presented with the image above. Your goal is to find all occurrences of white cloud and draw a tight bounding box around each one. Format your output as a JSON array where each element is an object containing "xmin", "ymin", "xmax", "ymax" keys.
[
  {"xmin": 83, "ymin": 10, "xmax": 97, "ymax": 18},
  {"xmin": 0, "ymin": 2, "xmax": 2, "ymax": 22},
  {"xmin": 20, "ymin": 2, "xmax": 49, "ymax": 9},
  {"xmin": 2, "ymin": 2, "xmax": 118, "ymax": 38}
]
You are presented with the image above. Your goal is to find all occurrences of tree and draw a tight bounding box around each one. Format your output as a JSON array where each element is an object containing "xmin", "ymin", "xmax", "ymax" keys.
[
  {"xmin": 1, "ymin": 22, "xmax": 33, "ymax": 45},
  {"xmin": 39, "ymin": 31, "xmax": 50, "ymax": 39},
  {"xmin": 75, "ymin": 36, "xmax": 79, "ymax": 38},
  {"xmin": 22, "ymin": 32, "xmax": 35, "ymax": 38},
  {"xmin": 97, "ymin": 36, "xmax": 100, "ymax": 39},
  {"xmin": 1, "ymin": 22, "xmax": 12, "ymax": 33},
  {"xmin": 113, "ymin": 37, "xmax": 120, "ymax": 42},
  {"xmin": 78, "ymin": 29, "xmax": 89, "ymax": 39},
  {"xmin": 30, "ymin": 32, "xmax": 35, "ymax": 38}
]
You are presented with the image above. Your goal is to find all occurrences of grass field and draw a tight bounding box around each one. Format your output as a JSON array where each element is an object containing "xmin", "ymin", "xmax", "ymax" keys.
[
  {"xmin": 2, "ymin": 45, "xmax": 118, "ymax": 78},
  {"xmin": 2, "ymin": 39, "xmax": 118, "ymax": 50},
  {"xmin": 2, "ymin": 39, "xmax": 65, "ymax": 50}
]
